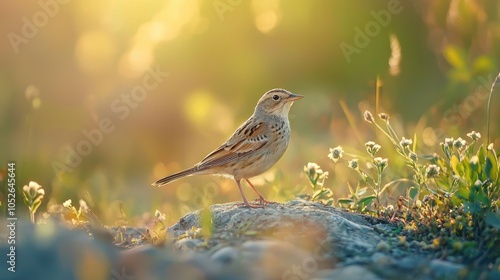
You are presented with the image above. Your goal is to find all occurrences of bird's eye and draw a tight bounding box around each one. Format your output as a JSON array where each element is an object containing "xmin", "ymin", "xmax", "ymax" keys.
[{"xmin": 272, "ymin": 94, "xmax": 280, "ymax": 101}]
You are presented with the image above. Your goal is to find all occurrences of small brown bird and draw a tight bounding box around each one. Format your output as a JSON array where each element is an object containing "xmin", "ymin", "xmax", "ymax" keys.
[{"xmin": 152, "ymin": 88, "xmax": 303, "ymax": 208}]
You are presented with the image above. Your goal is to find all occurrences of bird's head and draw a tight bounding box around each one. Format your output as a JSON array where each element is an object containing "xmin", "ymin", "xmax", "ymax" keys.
[{"xmin": 255, "ymin": 88, "xmax": 303, "ymax": 117}]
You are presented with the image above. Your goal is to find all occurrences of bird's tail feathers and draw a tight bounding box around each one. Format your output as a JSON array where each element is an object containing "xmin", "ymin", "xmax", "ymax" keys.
[{"xmin": 152, "ymin": 167, "xmax": 199, "ymax": 187}]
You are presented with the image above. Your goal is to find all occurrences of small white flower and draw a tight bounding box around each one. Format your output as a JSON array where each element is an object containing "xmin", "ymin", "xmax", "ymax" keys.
[
  {"xmin": 444, "ymin": 138, "xmax": 454, "ymax": 147},
  {"xmin": 155, "ymin": 210, "xmax": 166, "ymax": 221},
  {"xmin": 305, "ymin": 162, "xmax": 323, "ymax": 175},
  {"xmin": 409, "ymin": 152, "xmax": 418, "ymax": 162},
  {"xmin": 63, "ymin": 199, "xmax": 72, "ymax": 208},
  {"xmin": 364, "ymin": 110, "xmax": 374, "ymax": 123},
  {"xmin": 348, "ymin": 159, "xmax": 359, "ymax": 169},
  {"xmin": 425, "ymin": 164, "xmax": 440, "ymax": 178},
  {"xmin": 328, "ymin": 146, "xmax": 344, "ymax": 162},
  {"xmin": 378, "ymin": 113, "xmax": 390, "ymax": 121},
  {"xmin": 469, "ymin": 156, "xmax": 479, "ymax": 165},
  {"xmin": 400, "ymin": 137, "xmax": 413, "ymax": 148},
  {"xmin": 365, "ymin": 141, "xmax": 381, "ymax": 155},
  {"xmin": 23, "ymin": 181, "xmax": 44, "ymax": 199},
  {"xmin": 79, "ymin": 199, "xmax": 89, "ymax": 211},
  {"xmin": 466, "ymin": 131, "xmax": 481, "ymax": 141},
  {"xmin": 374, "ymin": 157, "xmax": 388, "ymax": 169},
  {"xmin": 365, "ymin": 141, "xmax": 376, "ymax": 148},
  {"xmin": 453, "ymin": 137, "xmax": 466, "ymax": 149}
]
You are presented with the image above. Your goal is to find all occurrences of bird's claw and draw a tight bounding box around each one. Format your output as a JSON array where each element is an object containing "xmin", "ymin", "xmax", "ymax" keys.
[
  {"xmin": 236, "ymin": 202, "xmax": 264, "ymax": 208},
  {"xmin": 253, "ymin": 198, "xmax": 277, "ymax": 205}
]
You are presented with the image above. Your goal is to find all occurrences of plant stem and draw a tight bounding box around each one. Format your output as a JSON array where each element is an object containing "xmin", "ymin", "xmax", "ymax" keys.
[
  {"xmin": 30, "ymin": 211, "xmax": 35, "ymax": 224},
  {"xmin": 486, "ymin": 73, "xmax": 499, "ymax": 144},
  {"xmin": 376, "ymin": 170, "xmax": 382, "ymax": 204}
]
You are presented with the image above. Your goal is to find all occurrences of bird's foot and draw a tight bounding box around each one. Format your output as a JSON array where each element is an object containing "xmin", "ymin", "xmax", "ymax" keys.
[
  {"xmin": 253, "ymin": 197, "xmax": 277, "ymax": 205},
  {"xmin": 236, "ymin": 201, "xmax": 264, "ymax": 208}
]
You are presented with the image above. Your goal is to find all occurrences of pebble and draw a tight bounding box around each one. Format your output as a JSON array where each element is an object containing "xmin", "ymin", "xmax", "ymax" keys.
[
  {"xmin": 241, "ymin": 240, "xmax": 312, "ymax": 279},
  {"xmin": 429, "ymin": 259, "xmax": 465, "ymax": 278},
  {"xmin": 397, "ymin": 256, "xmax": 426, "ymax": 270},
  {"xmin": 174, "ymin": 238, "xmax": 202, "ymax": 252},
  {"xmin": 375, "ymin": 240, "xmax": 391, "ymax": 252},
  {"xmin": 371, "ymin": 252, "xmax": 392, "ymax": 266},
  {"xmin": 211, "ymin": 246, "xmax": 239, "ymax": 264}
]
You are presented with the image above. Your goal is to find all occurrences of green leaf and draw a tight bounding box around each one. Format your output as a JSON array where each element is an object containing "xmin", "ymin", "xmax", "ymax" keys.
[
  {"xmin": 357, "ymin": 187, "xmax": 367, "ymax": 196},
  {"xmin": 486, "ymin": 151, "xmax": 499, "ymax": 181},
  {"xmin": 478, "ymin": 145, "xmax": 486, "ymax": 165},
  {"xmin": 475, "ymin": 189, "xmax": 490, "ymax": 207},
  {"xmin": 450, "ymin": 195, "xmax": 463, "ymax": 207},
  {"xmin": 455, "ymin": 183, "xmax": 469, "ymax": 200},
  {"xmin": 357, "ymin": 196, "xmax": 376, "ymax": 207},
  {"xmin": 485, "ymin": 212, "xmax": 500, "ymax": 229},
  {"xmin": 347, "ymin": 183, "xmax": 355, "ymax": 196},
  {"xmin": 464, "ymin": 202, "xmax": 481, "ymax": 214},
  {"xmin": 485, "ymin": 157, "xmax": 493, "ymax": 180},
  {"xmin": 312, "ymin": 189, "xmax": 324, "ymax": 199},
  {"xmin": 451, "ymin": 155, "xmax": 464, "ymax": 176},
  {"xmin": 409, "ymin": 187, "xmax": 419, "ymax": 199},
  {"xmin": 435, "ymin": 177, "xmax": 451, "ymax": 192},
  {"xmin": 466, "ymin": 143, "xmax": 475, "ymax": 157},
  {"xmin": 468, "ymin": 156, "xmax": 479, "ymax": 183},
  {"xmin": 23, "ymin": 192, "xmax": 31, "ymax": 207},
  {"xmin": 32, "ymin": 200, "xmax": 41, "ymax": 212},
  {"xmin": 469, "ymin": 184, "xmax": 479, "ymax": 200},
  {"xmin": 463, "ymin": 156, "xmax": 471, "ymax": 179},
  {"xmin": 441, "ymin": 144, "xmax": 449, "ymax": 159},
  {"xmin": 338, "ymin": 198, "xmax": 354, "ymax": 204}
]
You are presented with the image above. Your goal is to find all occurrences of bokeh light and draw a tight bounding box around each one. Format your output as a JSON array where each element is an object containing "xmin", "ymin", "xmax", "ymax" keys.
[{"xmin": 1, "ymin": 0, "xmax": 499, "ymax": 226}]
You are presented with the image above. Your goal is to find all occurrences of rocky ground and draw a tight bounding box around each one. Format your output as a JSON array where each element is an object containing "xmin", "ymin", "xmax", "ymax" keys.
[{"xmin": 1, "ymin": 200, "xmax": 498, "ymax": 280}]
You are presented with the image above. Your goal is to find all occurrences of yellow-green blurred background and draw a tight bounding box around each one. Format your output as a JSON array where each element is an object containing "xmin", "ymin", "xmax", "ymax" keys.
[{"xmin": 1, "ymin": 0, "xmax": 499, "ymax": 226}]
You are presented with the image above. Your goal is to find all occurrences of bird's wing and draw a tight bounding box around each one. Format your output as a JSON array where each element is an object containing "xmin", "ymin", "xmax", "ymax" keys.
[{"xmin": 196, "ymin": 119, "xmax": 268, "ymax": 169}]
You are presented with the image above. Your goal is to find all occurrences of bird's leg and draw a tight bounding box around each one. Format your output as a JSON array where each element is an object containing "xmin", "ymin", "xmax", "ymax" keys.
[
  {"xmin": 235, "ymin": 180, "xmax": 263, "ymax": 208},
  {"xmin": 245, "ymin": 179, "xmax": 276, "ymax": 205}
]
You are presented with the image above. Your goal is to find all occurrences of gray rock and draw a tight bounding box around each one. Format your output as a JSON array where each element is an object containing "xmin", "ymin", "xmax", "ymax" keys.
[
  {"xmin": 7, "ymin": 198, "xmax": 482, "ymax": 280},
  {"xmin": 368, "ymin": 255, "xmax": 430, "ymax": 280},
  {"xmin": 169, "ymin": 200, "xmax": 381, "ymax": 259},
  {"xmin": 212, "ymin": 239, "xmax": 313, "ymax": 280},
  {"xmin": 0, "ymin": 221, "xmax": 117, "ymax": 280},
  {"xmin": 429, "ymin": 259, "xmax": 465, "ymax": 279},
  {"xmin": 118, "ymin": 243, "xmax": 250, "ymax": 280},
  {"xmin": 312, "ymin": 265, "xmax": 383, "ymax": 280},
  {"xmin": 371, "ymin": 252, "xmax": 392, "ymax": 266},
  {"xmin": 375, "ymin": 240, "xmax": 391, "ymax": 252},
  {"xmin": 373, "ymin": 223, "xmax": 397, "ymax": 235},
  {"xmin": 211, "ymin": 246, "xmax": 239, "ymax": 264},
  {"xmin": 174, "ymin": 238, "xmax": 203, "ymax": 252},
  {"xmin": 245, "ymin": 240, "xmax": 312, "ymax": 279},
  {"xmin": 396, "ymin": 256, "xmax": 428, "ymax": 271}
]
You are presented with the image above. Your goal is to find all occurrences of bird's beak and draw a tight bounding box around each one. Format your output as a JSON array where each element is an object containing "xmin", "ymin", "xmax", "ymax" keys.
[{"xmin": 288, "ymin": 93, "xmax": 304, "ymax": 101}]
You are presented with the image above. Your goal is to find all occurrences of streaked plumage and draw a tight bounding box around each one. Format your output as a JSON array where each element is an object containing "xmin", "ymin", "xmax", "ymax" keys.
[{"xmin": 152, "ymin": 88, "xmax": 303, "ymax": 208}]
